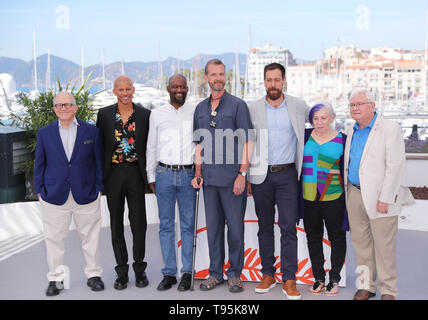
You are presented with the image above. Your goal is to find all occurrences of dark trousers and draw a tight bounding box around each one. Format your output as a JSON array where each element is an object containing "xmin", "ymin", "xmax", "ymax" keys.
[
  {"xmin": 105, "ymin": 164, "xmax": 147, "ymax": 277},
  {"xmin": 251, "ymin": 167, "xmax": 299, "ymax": 281},
  {"xmin": 303, "ymin": 194, "xmax": 346, "ymax": 283},
  {"xmin": 203, "ymin": 185, "xmax": 247, "ymax": 280}
]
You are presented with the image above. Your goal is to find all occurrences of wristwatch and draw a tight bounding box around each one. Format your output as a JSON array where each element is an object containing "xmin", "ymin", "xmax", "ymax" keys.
[{"xmin": 238, "ymin": 171, "xmax": 247, "ymax": 177}]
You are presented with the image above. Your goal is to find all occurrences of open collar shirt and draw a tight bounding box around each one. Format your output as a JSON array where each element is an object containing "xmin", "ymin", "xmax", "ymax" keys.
[
  {"xmin": 146, "ymin": 102, "xmax": 196, "ymax": 183},
  {"xmin": 264, "ymin": 95, "xmax": 297, "ymax": 165},
  {"xmin": 348, "ymin": 112, "xmax": 378, "ymax": 186},
  {"xmin": 58, "ymin": 117, "xmax": 79, "ymax": 162},
  {"xmin": 193, "ymin": 91, "xmax": 254, "ymax": 187}
]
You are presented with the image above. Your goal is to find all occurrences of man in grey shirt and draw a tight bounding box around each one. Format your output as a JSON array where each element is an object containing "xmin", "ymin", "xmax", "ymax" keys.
[{"xmin": 191, "ymin": 59, "xmax": 254, "ymax": 293}]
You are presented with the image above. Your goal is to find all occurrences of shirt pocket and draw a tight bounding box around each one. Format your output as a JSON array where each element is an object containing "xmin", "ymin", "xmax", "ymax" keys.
[{"xmin": 219, "ymin": 115, "xmax": 234, "ymax": 130}]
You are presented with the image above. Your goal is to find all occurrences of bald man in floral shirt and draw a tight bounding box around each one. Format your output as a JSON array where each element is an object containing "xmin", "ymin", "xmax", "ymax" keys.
[{"xmin": 96, "ymin": 76, "xmax": 151, "ymax": 291}]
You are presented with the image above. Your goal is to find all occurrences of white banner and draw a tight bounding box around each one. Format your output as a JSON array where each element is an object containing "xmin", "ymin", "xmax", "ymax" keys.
[{"xmin": 177, "ymin": 188, "xmax": 346, "ymax": 287}]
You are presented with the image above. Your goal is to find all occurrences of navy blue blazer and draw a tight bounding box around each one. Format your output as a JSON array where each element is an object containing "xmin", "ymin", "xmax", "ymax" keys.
[{"xmin": 34, "ymin": 119, "xmax": 104, "ymax": 205}]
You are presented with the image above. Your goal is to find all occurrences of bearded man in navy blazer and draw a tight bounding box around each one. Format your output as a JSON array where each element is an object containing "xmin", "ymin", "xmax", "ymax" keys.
[{"xmin": 34, "ymin": 91, "xmax": 105, "ymax": 296}]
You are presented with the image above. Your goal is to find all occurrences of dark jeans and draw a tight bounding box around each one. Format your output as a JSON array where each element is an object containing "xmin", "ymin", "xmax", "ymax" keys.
[
  {"xmin": 105, "ymin": 164, "xmax": 147, "ymax": 277},
  {"xmin": 303, "ymin": 194, "xmax": 346, "ymax": 283},
  {"xmin": 203, "ymin": 184, "xmax": 247, "ymax": 280},
  {"xmin": 251, "ymin": 167, "xmax": 299, "ymax": 281}
]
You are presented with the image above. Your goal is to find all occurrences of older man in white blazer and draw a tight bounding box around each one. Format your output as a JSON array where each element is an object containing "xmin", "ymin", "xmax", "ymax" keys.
[
  {"xmin": 344, "ymin": 89, "xmax": 406, "ymax": 300},
  {"xmin": 247, "ymin": 63, "xmax": 309, "ymax": 300}
]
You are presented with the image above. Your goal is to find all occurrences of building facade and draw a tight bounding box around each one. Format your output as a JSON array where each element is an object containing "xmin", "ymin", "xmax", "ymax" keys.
[{"xmin": 246, "ymin": 43, "xmax": 294, "ymax": 98}]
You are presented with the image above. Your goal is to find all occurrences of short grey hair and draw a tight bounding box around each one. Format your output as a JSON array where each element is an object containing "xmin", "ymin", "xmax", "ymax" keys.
[
  {"xmin": 54, "ymin": 91, "xmax": 76, "ymax": 106},
  {"xmin": 204, "ymin": 58, "xmax": 225, "ymax": 75},
  {"xmin": 350, "ymin": 89, "xmax": 375, "ymax": 104},
  {"xmin": 308, "ymin": 100, "xmax": 336, "ymax": 125}
]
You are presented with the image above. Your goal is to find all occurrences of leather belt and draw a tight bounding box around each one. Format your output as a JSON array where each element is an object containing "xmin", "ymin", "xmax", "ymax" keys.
[
  {"xmin": 268, "ymin": 163, "xmax": 295, "ymax": 173},
  {"xmin": 351, "ymin": 183, "xmax": 361, "ymax": 190},
  {"xmin": 159, "ymin": 162, "xmax": 194, "ymax": 170}
]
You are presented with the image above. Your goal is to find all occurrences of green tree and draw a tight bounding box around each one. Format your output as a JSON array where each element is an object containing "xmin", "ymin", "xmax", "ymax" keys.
[{"xmin": 7, "ymin": 74, "xmax": 100, "ymax": 179}]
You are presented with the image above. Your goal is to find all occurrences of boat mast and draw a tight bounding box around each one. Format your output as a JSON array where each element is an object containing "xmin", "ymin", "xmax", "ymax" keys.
[
  {"xmin": 102, "ymin": 49, "xmax": 106, "ymax": 90},
  {"xmin": 244, "ymin": 24, "xmax": 251, "ymax": 100},
  {"xmin": 33, "ymin": 30, "xmax": 38, "ymax": 91},
  {"xmin": 46, "ymin": 48, "xmax": 51, "ymax": 91},
  {"xmin": 80, "ymin": 44, "xmax": 84, "ymax": 87},
  {"xmin": 235, "ymin": 50, "xmax": 241, "ymax": 98}
]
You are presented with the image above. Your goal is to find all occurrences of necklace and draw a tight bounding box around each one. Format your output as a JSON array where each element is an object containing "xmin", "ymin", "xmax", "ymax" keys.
[
  {"xmin": 313, "ymin": 129, "xmax": 336, "ymax": 142},
  {"xmin": 210, "ymin": 93, "xmax": 223, "ymax": 116}
]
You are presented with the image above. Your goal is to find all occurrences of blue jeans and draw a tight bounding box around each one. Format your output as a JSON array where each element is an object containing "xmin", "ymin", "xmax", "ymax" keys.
[{"xmin": 155, "ymin": 165, "xmax": 196, "ymax": 276}]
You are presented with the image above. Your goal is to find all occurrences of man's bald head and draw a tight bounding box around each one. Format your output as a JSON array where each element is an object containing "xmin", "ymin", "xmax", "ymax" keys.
[
  {"xmin": 113, "ymin": 75, "xmax": 135, "ymax": 107},
  {"xmin": 114, "ymin": 75, "xmax": 133, "ymax": 89},
  {"xmin": 168, "ymin": 74, "xmax": 187, "ymax": 87}
]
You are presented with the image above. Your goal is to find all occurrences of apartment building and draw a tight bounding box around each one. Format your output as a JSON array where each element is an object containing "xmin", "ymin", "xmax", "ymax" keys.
[
  {"xmin": 286, "ymin": 46, "xmax": 427, "ymax": 106},
  {"xmin": 247, "ymin": 43, "xmax": 294, "ymax": 97}
]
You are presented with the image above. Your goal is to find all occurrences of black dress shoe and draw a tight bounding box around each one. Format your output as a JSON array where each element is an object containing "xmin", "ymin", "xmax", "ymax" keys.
[
  {"xmin": 46, "ymin": 281, "xmax": 63, "ymax": 297},
  {"xmin": 157, "ymin": 275, "xmax": 177, "ymax": 291},
  {"xmin": 177, "ymin": 273, "xmax": 192, "ymax": 292},
  {"xmin": 87, "ymin": 276, "xmax": 105, "ymax": 291},
  {"xmin": 114, "ymin": 275, "xmax": 129, "ymax": 290},
  {"xmin": 135, "ymin": 272, "xmax": 149, "ymax": 288}
]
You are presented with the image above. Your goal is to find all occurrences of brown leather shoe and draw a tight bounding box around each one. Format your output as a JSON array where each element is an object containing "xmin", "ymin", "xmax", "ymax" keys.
[
  {"xmin": 381, "ymin": 294, "xmax": 396, "ymax": 300},
  {"xmin": 255, "ymin": 274, "xmax": 276, "ymax": 293},
  {"xmin": 353, "ymin": 289, "xmax": 376, "ymax": 300},
  {"xmin": 282, "ymin": 280, "xmax": 301, "ymax": 300}
]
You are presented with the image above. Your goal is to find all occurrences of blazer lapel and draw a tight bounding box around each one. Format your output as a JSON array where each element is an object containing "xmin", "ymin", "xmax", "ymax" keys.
[
  {"xmin": 360, "ymin": 115, "xmax": 381, "ymax": 166},
  {"xmin": 109, "ymin": 104, "xmax": 118, "ymax": 145},
  {"xmin": 257, "ymin": 98, "xmax": 268, "ymax": 129},
  {"xmin": 102, "ymin": 104, "xmax": 118, "ymax": 156},
  {"xmin": 53, "ymin": 121, "xmax": 69, "ymax": 163},
  {"xmin": 134, "ymin": 104, "xmax": 143, "ymax": 152},
  {"xmin": 344, "ymin": 125, "xmax": 354, "ymax": 185},
  {"xmin": 285, "ymin": 95, "xmax": 299, "ymax": 141},
  {"xmin": 69, "ymin": 120, "xmax": 86, "ymax": 162}
]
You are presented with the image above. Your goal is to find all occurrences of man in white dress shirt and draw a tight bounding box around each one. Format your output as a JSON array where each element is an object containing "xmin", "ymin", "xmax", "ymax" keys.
[{"xmin": 146, "ymin": 74, "xmax": 196, "ymax": 291}]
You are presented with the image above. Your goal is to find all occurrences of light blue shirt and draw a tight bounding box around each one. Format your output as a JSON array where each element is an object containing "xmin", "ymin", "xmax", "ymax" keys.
[
  {"xmin": 265, "ymin": 96, "xmax": 296, "ymax": 165},
  {"xmin": 58, "ymin": 117, "xmax": 79, "ymax": 162},
  {"xmin": 348, "ymin": 112, "xmax": 378, "ymax": 186}
]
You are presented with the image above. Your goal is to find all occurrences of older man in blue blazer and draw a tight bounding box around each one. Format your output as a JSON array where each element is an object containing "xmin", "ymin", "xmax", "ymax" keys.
[{"xmin": 34, "ymin": 91, "xmax": 104, "ymax": 296}]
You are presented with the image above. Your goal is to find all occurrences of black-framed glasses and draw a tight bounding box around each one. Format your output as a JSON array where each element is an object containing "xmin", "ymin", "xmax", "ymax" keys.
[
  {"xmin": 54, "ymin": 103, "xmax": 75, "ymax": 109},
  {"xmin": 349, "ymin": 102, "xmax": 371, "ymax": 109}
]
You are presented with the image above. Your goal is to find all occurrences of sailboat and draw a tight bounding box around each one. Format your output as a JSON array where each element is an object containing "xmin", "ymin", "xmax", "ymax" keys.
[
  {"xmin": 28, "ymin": 30, "xmax": 40, "ymax": 100},
  {"xmin": 45, "ymin": 49, "xmax": 51, "ymax": 91}
]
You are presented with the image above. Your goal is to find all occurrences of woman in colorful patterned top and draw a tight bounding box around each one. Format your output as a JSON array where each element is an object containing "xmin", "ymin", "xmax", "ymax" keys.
[{"xmin": 302, "ymin": 102, "xmax": 348, "ymax": 296}]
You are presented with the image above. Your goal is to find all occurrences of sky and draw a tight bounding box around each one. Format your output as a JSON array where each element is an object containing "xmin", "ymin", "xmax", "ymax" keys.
[{"xmin": 0, "ymin": 0, "xmax": 427, "ymax": 66}]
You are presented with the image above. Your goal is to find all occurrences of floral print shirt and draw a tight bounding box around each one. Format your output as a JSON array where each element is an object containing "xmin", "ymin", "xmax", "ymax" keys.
[{"xmin": 112, "ymin": 107, "xmax": 138, "ymax": 163}]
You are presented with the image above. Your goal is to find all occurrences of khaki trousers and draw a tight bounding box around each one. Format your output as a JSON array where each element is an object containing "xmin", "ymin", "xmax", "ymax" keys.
[
  {"xmin": 41, "ymin": 192, "xmax": 103, "ymax": 281},
  {"xmin": 346, "ymin": 184, "xmax": 398, "ymax": 297}
]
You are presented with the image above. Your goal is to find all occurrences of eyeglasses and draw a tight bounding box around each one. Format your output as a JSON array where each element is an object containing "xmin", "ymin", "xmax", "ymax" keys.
[
  {"xmin": 349, "ymin": 102, "xmax": 371, "ymax": 109},
  {"xmin": 54, "ymin": 103, "xmax": 75, "ymax": 109}
]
